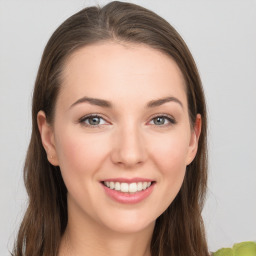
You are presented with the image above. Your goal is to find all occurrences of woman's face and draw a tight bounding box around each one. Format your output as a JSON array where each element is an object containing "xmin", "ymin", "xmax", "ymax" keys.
[{"xmin": 39, "ymin": 42, "xmax": 200, "ymax": 234}]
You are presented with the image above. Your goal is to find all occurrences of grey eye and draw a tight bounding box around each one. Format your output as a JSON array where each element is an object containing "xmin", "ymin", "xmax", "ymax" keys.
[
  {"xmin": 153, "ymin": 117, "xmax": 166, "ymax": 125},
  {"xmin": 80, "ymin": 115, "xmax": 107, "ymax": 126},
  {"xmin": 149, "ymin": 115, "xmax": 176, "ymax": 126},
  {"xmin": 87, "ymin": 116, "xmax": 101, "ymax": 125}
]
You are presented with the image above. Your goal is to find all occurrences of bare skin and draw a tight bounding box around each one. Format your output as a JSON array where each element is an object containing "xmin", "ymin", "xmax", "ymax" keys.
[
  {"xmin": 38, "ymin": 42, "xmax": 201, "ymax": 256},
  {"xmin": 59, "ymin": 216, "xmax": 153, "ymax": 256}
]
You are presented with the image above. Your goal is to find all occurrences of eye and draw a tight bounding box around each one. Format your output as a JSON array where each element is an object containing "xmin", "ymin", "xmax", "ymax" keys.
[
  {"xmin": 79, "ymin": 114, "xmax": 108, "ymax": 127},
  {"xmin": 149, "ymin": 115, "xmax": 176, "ymax": 126}
]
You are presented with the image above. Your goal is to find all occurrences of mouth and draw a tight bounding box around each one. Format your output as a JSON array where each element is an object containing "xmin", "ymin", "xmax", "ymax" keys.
[
  {"xmin": 100, "ymin": 178, "xmax": 156, "ymax": 204},
  {"xmin": 101, "ymin": 180, "xmax": 156, "ymax": 194}
]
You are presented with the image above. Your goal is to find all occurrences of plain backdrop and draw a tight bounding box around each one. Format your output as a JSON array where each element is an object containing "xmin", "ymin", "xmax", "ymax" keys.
[{"xmin": 0, "ymin": 0, "xmax": 255, "ymax": 254}]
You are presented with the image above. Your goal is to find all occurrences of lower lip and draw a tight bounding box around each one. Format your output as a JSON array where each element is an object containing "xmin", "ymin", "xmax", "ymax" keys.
[{"xmin": 101, "ymin": 183, "xmax": 155, "ymax": 204}]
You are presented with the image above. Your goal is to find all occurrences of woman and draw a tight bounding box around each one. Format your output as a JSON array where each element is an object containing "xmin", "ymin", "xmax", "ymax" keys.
[{"xmin": 13, "ymin": 1, "xmax": 209, "ymax": 256}]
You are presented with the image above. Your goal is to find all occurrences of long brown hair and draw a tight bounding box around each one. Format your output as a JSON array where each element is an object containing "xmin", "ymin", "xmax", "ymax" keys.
[{"xmin": 13, "ymin": 1, "xmax": 208, "ymax": 255}]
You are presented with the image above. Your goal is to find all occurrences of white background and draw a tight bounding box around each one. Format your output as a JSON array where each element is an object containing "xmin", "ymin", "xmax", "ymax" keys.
[{"xmin": 0, "ymin": 0, "xmax": 255, "ymax": 254}]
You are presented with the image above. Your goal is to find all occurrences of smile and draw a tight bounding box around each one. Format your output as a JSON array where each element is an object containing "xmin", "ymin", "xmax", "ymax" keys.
[
  {"xmin": 101, "ymin": 179, "xmax": 156, "ymax": 204},
  {"xmin": 103, "ymin": 181, "xmax": 152, "ymax": 193}
]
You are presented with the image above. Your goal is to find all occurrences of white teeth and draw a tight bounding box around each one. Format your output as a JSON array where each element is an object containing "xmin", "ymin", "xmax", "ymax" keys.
[
  {"xmin": 103, "ymin": 181, "xmax": 152, "ymax": 193},
  {"xmin": 137, "ymin": 182, "xmax": 142, "ymax": 191},
  {"xmin": 115, "ymin": 182, "xmax": 120, "ymax": 191},
  {"xmin": 110, "ymin": 182, "xmax": 115, "ymax": 189},
  {"xmin": 120, "ymin": 183, "xmax": 129, "ymax": 192},
  {"xmin": 129, "ymin": 183, "xmax": 137, "ymax": 193},
  {"xmin": 142, "ymin": 182, "xmax": 147, "ymax": 190}
]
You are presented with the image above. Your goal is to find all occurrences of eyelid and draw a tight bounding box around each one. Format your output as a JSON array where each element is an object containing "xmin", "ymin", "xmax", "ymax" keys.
[
  {"xmin": 79, "ymin": 113, "xmax": 111, "ymax": 127},
  {"xmin": 78, "ymin": 113, "xmax": 176, "ymax": 127},
  {"xmin": 147, "ymin": 113, "xmax": 176, "ymax": 125}
]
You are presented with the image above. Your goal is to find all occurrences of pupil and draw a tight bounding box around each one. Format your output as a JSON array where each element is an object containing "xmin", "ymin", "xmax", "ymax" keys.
[
  {"xmin": 89, "ymin": 117, "xmax": 100, "ymax": 125},
  {"xmin": 154, "ymin": 117, "xmax": 165, "ymax": 125}
]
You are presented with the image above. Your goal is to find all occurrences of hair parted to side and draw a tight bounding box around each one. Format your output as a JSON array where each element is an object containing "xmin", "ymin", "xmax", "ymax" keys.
[{"xmin": 13, "ymin": 2, "xmax": 208, "ymax": 256}]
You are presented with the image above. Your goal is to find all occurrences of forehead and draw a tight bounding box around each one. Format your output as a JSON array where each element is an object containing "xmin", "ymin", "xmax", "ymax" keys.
[{"xmin": 59, "ymin": 41, "xmax": 187, "ymax": 108}]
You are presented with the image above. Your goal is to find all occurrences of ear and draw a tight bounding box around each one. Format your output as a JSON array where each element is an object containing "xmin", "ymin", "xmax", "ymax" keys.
[
  {"xmin": 186, "ymin": 114, "xmax": 202, "ymax": 165},
  {"xmin": 37, "ymin": 110, "xmax": 59, "ymax": 166}
]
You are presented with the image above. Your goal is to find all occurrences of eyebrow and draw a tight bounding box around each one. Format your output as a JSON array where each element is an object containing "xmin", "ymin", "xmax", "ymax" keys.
[
  {"xmin": 70, "ymin": 96, "xmax": 112, "ymax": 109},
  {"xmin": 69, "ymin": 96, "xmax": 183, "ymax": 109},
  {"xmin": 147, "ymin": 96, "xmax": 183, "ymax": 109}
]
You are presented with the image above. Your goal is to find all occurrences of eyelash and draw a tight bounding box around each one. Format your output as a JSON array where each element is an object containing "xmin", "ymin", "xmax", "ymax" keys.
[
  {"xmin": 149, "ymin": 114, "xmax": 176, "ymax": 126},
  {"xmin": 79, "ymin": 113, "xmax": 176, "ymax": 128},
  {"xmin": 79, "ymin": 114, "xmax": 109, "ymax": 128}
]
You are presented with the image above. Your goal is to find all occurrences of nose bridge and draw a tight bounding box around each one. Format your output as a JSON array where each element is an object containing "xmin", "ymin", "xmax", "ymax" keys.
[{"xmin": 111, "ymin": 120, "xmax": 146, "ymax": 167}]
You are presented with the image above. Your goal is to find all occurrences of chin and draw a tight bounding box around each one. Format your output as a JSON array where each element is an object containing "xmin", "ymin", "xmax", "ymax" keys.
[{"xmin": 97, "ymin": 209, "xmax": 156, "ymax": 234}]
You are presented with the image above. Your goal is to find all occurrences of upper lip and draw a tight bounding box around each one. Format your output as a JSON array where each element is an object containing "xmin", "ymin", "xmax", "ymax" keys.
[{"xmin": 101, "ymin": 178, "xmax": 155, "ymax": 183}]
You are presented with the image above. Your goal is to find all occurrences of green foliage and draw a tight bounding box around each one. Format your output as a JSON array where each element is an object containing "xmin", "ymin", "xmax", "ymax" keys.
[
  {"xmin": 213, "ymin": 241, "xmax": 256, "ymax": 256},
  {"xmin": 213, "ymin": 248, "xmax": 233, "ymax": 256}
]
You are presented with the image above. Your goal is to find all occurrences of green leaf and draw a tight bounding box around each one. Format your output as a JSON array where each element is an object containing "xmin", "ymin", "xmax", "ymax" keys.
[
  {"xmin": 233, "ymin": 241, "xmax": 256, "ymax": 256},
  {"xmin": 213, "ymin": 241, "xmax": 256, "ymax": 256},
  {"xmin": 213, "ymin": 248, "xmax": 233, "ymax": 256}
]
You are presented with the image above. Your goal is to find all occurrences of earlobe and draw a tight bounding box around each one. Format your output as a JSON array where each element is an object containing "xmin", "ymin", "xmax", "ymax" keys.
[
  {"xmin": 37, "ymin": 110, "xmax": 59, "ymax": 166},
  {"xmin": 186, "ymin": 114, "xmax": 202, "ymax": 165}
]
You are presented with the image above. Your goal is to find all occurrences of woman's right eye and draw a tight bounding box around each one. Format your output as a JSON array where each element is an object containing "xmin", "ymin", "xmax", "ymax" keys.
[{"xmin": 79, "ymin": 115, "xmax": 108, "ymax": 127}]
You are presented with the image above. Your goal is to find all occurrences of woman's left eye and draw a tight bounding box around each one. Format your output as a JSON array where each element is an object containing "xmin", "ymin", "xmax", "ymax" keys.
[
  {"xmin": 79, "ymin": 115, "xmax": 108, "ymax": 127},
  {"xmin": 149, "ymin": 115, "xmax": 176, "ymax": 126}
]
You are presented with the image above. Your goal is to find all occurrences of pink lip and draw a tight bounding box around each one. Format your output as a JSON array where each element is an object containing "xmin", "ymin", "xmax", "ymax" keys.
[{"xmin": 101, "ymin": 181, "xmax": 155, "ymax": 204}]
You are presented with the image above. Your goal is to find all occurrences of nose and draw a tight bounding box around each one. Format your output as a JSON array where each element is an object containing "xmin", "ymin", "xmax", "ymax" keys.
[{"xmin": 110, "ymin": 124, "xmax": 147, "ymax": 168}]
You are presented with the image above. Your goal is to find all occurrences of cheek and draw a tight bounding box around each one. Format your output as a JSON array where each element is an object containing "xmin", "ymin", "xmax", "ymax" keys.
[
  {"xmin": 158, "ymin": 145, "xmax": 187, "ymax": 188},
  {"xmin": 150, "ymin": 131, "xmax": 190, "ymax": 170},
  {"xmin": 55, "ymin": 128, "xmax": 109, "ymax": 180},
  {"xmin": 148, "ymin": 129, "xmax": 190, "ymax": 191},
  {"xmin": 145, "ymin": 130, "xmax": 189, "ymax": 215}
]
